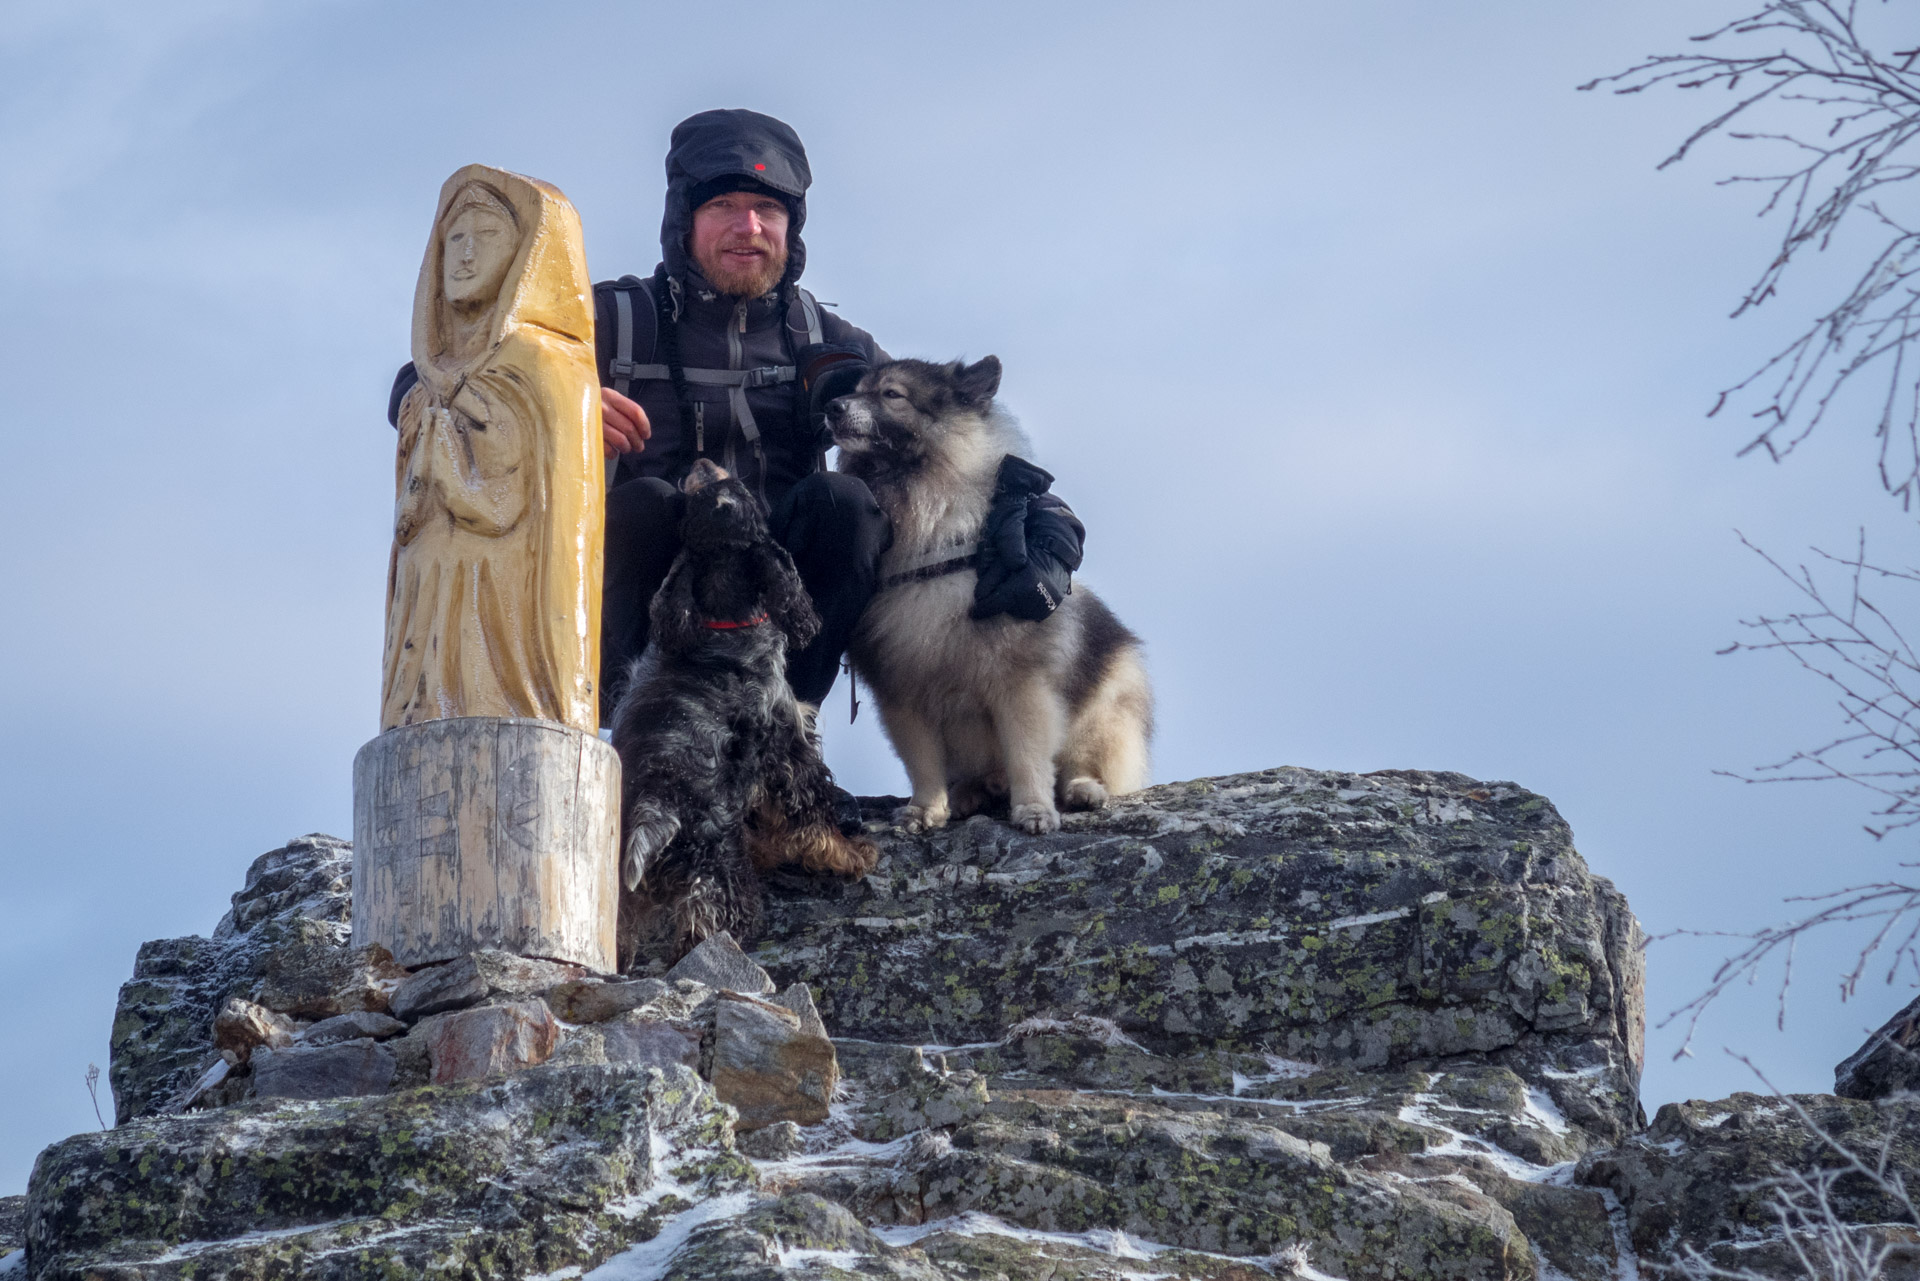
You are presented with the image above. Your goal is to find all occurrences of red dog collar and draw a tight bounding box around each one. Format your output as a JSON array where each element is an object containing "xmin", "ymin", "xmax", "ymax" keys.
[{"xmin": 702, "ymin": 614, "xmax": 770, "ymax": 630}]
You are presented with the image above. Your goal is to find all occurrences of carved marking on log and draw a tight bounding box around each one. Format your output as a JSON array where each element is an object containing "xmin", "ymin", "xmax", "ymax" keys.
[{"xmin": 352, "ymin": 718, "xmax": 619, "ymax": 971}]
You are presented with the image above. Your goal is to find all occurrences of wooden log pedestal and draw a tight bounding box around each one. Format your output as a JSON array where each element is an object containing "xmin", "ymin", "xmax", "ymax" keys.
[{"xmin": 351, "ymin": 717, "xmax": 619, "ymax": 973}]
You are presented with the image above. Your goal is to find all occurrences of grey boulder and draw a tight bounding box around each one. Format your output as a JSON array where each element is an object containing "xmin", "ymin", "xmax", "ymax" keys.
[
  {"xmin": 1838, "ymin": 992, "xmax": 1920, "ymax": 1101},
  {"xmin": 299, "ymin": 1009, "xmax": 406, "ymax": 1046},
  {"xmin": 1579, "ymin": 1091, "xmax": 1920, "ymax": 1277},
  {"xmin": 760, "ymin": 767, "xmax": 1647, "ymax": 1143},
  {"xmin": 108, "ymin": 834, "xmax": 354, "ymax": 1123},
  {"xmin": 711, "ymin": 991, "xmax": 838, "ymax": 1129},
  {"xmin": 251, "ymin": 1038, "xmax": 397, "ymax": 1100},
  {"xmin": 26, "ymin": 1064, "xmax": 744, "ymax": 1279},
  {"xmin": 666, "ymin": 930, "xmax": 777, "ymax": 995},
  {"xmin": 388, "ymin": 949, "xmax": 582, "ymax": 1022}
]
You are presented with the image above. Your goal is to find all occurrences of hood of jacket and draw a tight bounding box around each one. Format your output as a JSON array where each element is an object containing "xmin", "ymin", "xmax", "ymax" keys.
[{"xmin": 660, "ymin": 108, "xmax": 810, "ymax": 291}]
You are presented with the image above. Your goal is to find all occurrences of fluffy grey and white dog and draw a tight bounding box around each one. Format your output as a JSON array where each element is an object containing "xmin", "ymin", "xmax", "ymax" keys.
[
  {"xmin": 827, "ymin": 356, "xmax": 1153, "ymax": 835},
  {"xmin": 608, "ymin": 458, "xmax": 877, "ymax": 965}
]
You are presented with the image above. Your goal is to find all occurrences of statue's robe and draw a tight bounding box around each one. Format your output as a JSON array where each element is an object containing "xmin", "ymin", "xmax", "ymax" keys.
[{"xmin": 381, "ymin": 166, "xmax": 602, "ymax": 733}]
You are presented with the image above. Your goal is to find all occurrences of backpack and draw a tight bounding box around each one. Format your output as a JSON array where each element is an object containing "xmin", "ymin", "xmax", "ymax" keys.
[{"xmin": 601, "ymin": 273, "xmax": 826, "ymax": 486}]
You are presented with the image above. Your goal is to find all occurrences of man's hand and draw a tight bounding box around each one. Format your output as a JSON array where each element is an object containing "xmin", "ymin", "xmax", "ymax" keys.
[{"xmin": 601, "ymin": 387, "xmax": 651, "ymax": 458}]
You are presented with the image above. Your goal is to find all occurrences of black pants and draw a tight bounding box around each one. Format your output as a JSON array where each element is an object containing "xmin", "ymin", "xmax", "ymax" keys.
[{"xmin": 599, "ymin": 470, "xmax": 891, "ymax": 722}]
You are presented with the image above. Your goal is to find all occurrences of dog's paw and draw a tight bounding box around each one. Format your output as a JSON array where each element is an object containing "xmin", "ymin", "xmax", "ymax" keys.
[
  {"xmin": 820, "ymin": 832, "xmax": 880, "ymax": 878},
  {"xmin": 893, "ymin": 802, "xmax": 949, "ymax": 834},
  {"xmin": 1061, "ymin": 777, "xmax": 1109, "ymax": 812},
  {"xmin": 1010, "ymin": 801, "xmax": 1061, "ymax": 835},
  {"xmin": 623, "ymin": 809, "xmax": 681, "ymax": 891}
]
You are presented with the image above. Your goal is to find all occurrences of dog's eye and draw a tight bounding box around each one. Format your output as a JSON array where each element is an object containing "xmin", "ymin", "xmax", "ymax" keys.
[{"xmin": 882, "ymin": 389, "xmax": 905, "ymax": 400}]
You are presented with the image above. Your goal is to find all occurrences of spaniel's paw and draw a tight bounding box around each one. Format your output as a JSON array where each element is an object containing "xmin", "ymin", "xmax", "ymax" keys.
[{"xmin": 623, "ymin": 808, "xmax": 680, "ymax": 890}]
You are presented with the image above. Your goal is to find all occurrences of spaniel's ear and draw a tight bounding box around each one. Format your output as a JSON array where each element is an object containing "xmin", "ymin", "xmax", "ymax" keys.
[
  {"xmin": 755, "ymin": 541, "xmax": 820, "ymax": 649},
  {"xmin": 648, "ymin": 559, "xmax": 703, "ymax": 652}
]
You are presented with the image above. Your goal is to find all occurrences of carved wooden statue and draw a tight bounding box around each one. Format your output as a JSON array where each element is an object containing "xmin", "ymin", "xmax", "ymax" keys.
[
  {"xmin": 353, "ymin": 165, "xmax": 618, "ymax": 973},
  {"xmin": 383, "ymin": 164, "xmax": 603, "ymax": 732}
]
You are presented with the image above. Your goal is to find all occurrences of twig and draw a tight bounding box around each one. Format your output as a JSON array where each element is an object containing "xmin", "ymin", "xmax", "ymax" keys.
[
  {"xmin": 1665, "ymin": 531, "xmax": 1920, "ymax": 1053},
  {"xmin": 1585, "ymin": 1, "xmax": 1920, "ymax": 506},
  {"xmin": 85, "ymin": 1063, "xmax": 106, "ymax": 1130}
]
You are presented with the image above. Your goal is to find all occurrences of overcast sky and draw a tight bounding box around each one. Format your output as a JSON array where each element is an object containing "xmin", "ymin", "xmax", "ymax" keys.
[{"xmin": 5, "ymin": 0, "xmax": 1917, "ymax": 1192}]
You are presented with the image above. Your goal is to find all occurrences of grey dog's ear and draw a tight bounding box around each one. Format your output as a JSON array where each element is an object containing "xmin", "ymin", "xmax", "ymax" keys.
[{"xmin": 953, "ymin": 355, "xmax": 1002, "ymax": 406}]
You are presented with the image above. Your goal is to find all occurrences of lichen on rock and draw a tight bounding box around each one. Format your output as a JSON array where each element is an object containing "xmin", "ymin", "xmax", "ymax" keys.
[
  {"xmin": 58, "ymin": 767, "xmax": 1900, "ymax": 1279},
  {"xmin": 108, "ymin": 834, "xmax": 354, "ymax": 1124},
  {"xmin": 27, "ymin": 1064, "xmax": 743, "ymax": 1279},
  {"xmin": 1580, "ymin": 1090, "xmax": 1920, "ymax": 1276},
  {"xmin": 758, "ymin": 767, "xmax": 1646, "ymax": 1144}
]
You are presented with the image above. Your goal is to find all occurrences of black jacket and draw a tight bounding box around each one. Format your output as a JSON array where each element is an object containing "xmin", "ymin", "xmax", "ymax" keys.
[
  {"xmin": 390, "ymin": 109, "xmax": 883, "ymax": 507},
  {"xmin": 593, "ymin": 270, "xmax": 883, "ymax": 504}
]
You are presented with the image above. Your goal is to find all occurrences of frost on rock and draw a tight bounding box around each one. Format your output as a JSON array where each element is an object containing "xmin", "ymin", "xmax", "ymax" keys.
[
  {"xmin": 108, "ymin": 834, "xmax": 354, "ymax": 1124},
  {"xmin": 29, "ymin": 766, "xmax": 1902, "ymax": 1279},
  {"xmin": 27, "ymin": 1063, "xmax": 747, "ymax": 1279},
  {"xmin": 759, "ymin": 766, "xmax": 1648, "ymax": 1146}
]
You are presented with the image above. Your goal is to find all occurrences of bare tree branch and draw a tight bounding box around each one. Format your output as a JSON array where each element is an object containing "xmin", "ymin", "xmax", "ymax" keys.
[
  {"xmin": 1719, "ymin": 531, "xmax": 1920, "ymax": 837},
  {"xmin": 1659, "ymin": 532, "xmax": 1920, "ymax": 1055},
  {"xmin": 1584, "ymin": 1, "xmax": 1920, "ymax": 505}
]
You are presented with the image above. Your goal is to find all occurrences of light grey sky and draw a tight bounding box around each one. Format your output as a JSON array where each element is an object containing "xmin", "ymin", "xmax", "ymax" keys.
[{"xmin": 4, "ymin": 0, "xmax": 1913, "ymax": 1192}]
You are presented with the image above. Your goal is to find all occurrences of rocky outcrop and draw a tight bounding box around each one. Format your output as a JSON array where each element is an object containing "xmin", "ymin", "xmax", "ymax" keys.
[
  {"xmin": 804, "ymin": 1033, "xmax": 1605, "ymax": 1280},
  {"xmin": 1581, "ymin": 1091, "xmax": 1920, "ymax": 1278},
  {"xmin": 1838, "ymin": 992, "xmax": 1920, "ymax": 1102},
  {"xmin": 761, "ymin": 768, "xmax": 1646, "ymax": 1144},
  {"xmin": 0, "ymin": 1197, "xmax": 23, "ymax": 1257},
  {"xmin": 27, "ymin": 1064, "xmax": 743, "ymax": 1278},
  {"xmin": 107, "ymin": 835, "xmax": 354, "ymax": 1123},
  {"xmin": 8, "ymin": 765, "xmax": 1790, "ymax": 1281}
]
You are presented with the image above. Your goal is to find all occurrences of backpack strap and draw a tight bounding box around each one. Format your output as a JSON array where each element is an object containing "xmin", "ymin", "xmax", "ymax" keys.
[
  {"xmin": 787, "ymin": 287, "xmax": 825, "ymax": 347},
  {"xmin": 876, "ymin": 536, "xmax": 978, "ymax": 593},
  {"xmin": 606, "ymin": 275, "xmax": 667, "ymax": 395},
  {"xmin": 604, "ymin": 277, "xmax": 816, "ymax": 490},
  {"xmin": 607, "ymin": 276, "xmax": 803, "ymax": 399}
]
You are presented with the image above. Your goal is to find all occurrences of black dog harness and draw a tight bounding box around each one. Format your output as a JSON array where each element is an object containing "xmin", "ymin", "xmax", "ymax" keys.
[{"xmin": 875, "ymin": 537, "xmax": 976, "ymax": 593}]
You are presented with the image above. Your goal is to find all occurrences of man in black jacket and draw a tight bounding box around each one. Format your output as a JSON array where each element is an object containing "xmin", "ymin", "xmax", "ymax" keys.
[
  {"xmin": 391, "ymin": 108, "xmax": 891, "ymax": 722},
  {"xmin": 586, "ymin": 108, "xmax": 892, "ymax": 721}
]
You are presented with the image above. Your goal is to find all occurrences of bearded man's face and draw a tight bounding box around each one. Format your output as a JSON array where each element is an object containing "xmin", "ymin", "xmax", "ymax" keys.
[{"xmin": 689, "ymin": 191, "xmax": 791, "ymax": 297}]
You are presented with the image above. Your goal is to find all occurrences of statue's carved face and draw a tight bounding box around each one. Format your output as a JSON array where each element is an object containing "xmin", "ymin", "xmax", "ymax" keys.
[{"xmin": 442, "ymin": 207, "xmax": 515, "ymax": 307}]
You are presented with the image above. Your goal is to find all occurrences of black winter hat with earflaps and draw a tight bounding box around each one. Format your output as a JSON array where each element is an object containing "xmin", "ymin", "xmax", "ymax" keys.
[{"xmin": 660, "ymin": 109, "xmax": 811, "ymax": 289}]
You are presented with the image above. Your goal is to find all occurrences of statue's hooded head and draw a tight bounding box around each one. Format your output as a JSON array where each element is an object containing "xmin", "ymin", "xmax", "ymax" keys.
[{"xmin": 413, "ymin": 164, "xmax": 593, "ymax": 388}]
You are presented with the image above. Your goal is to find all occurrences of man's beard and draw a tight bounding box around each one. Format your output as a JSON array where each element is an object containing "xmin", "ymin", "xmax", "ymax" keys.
[{"xmin": 695, "ymin": 236, "xmax": 789, "ymax": 298}]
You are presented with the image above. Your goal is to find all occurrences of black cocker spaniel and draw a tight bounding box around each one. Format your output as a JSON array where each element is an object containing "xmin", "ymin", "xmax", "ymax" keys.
[{"xmin": 609, "ymin": 458, "xmax": 877, "ymax": 965}]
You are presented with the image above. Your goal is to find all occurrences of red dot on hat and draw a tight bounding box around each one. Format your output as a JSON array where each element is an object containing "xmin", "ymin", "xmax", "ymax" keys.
[{"xmin": 754, "ymin": 163, "xmax": 767, "ymax": 171}]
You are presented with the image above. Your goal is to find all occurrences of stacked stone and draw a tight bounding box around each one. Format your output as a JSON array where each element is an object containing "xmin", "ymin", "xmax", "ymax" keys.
[{"xmin": 111, "ymin": 837, "xmax": 839, "ymax": 1131}]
